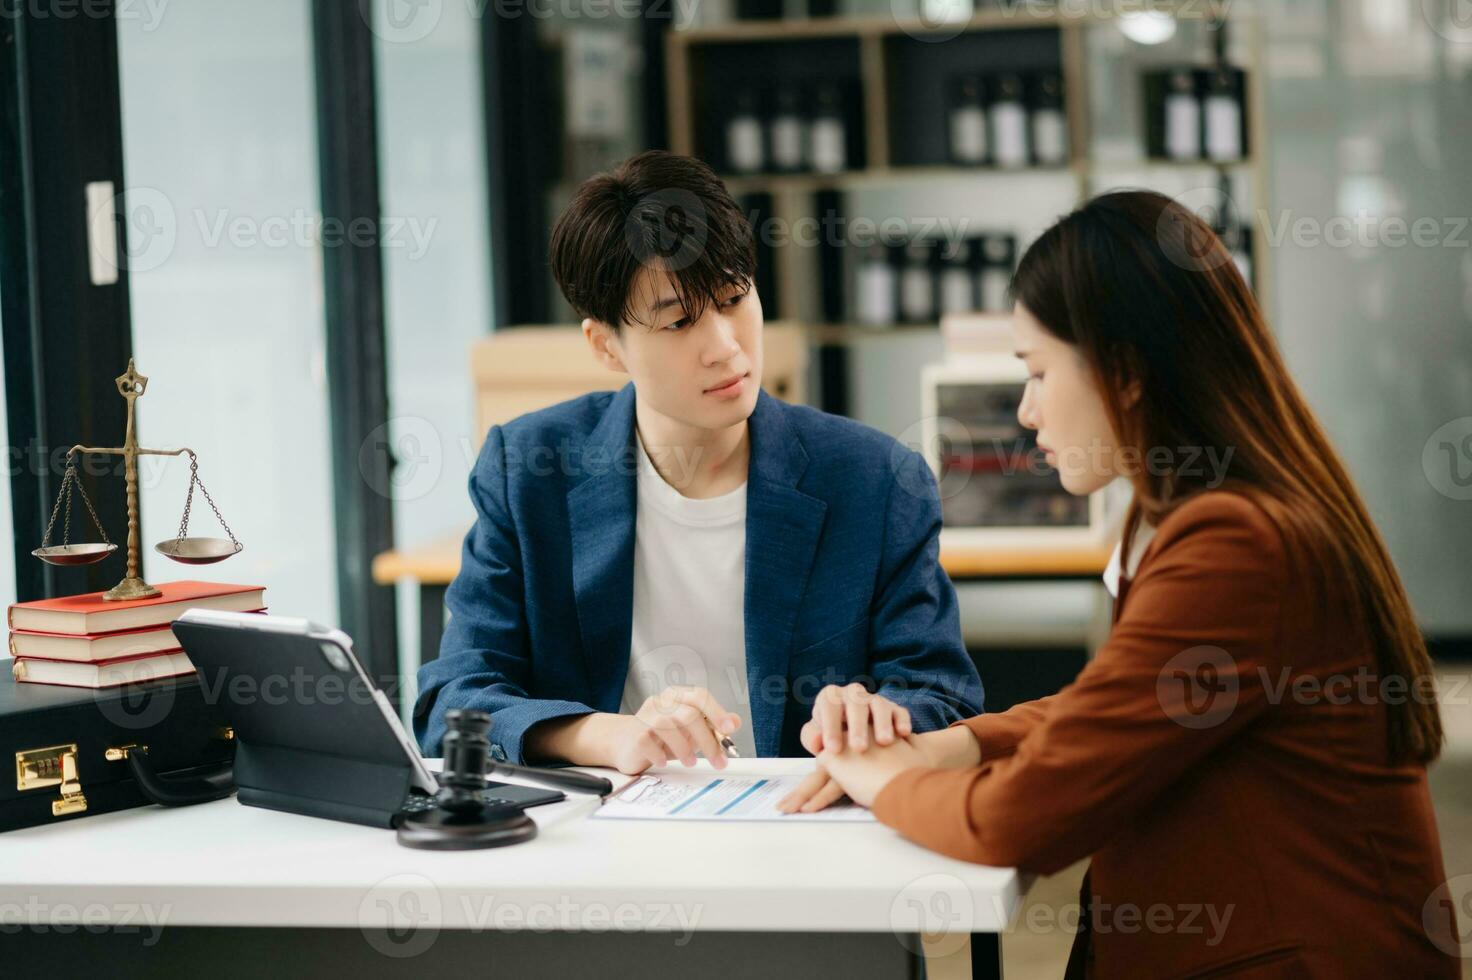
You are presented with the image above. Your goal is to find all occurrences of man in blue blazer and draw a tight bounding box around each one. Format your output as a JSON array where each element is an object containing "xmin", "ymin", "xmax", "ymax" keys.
[{"xmin": 414, "ymin": 151, "xmax": 983, "ymax": 788}]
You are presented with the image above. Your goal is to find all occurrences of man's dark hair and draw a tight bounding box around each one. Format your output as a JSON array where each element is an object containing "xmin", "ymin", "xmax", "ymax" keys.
[{"xmin": 549, "ymin": 150, "xmax": 756, "ymax": 331}]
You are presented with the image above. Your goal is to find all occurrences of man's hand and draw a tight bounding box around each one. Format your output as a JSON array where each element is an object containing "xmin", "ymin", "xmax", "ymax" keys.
[
  {"xmin": 524, "ymin": 686, "xmax": 742, "ymax": 775},
  {"xmin": 802, "ymin": 684, "xmax": 911, "ymax": 755},
  {"xmin": 621, "ymin": 686, "xmax": 742, "ymax": 773}
]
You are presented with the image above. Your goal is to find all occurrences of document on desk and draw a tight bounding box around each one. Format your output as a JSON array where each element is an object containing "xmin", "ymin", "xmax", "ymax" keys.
[{"xmin": 593, "ymin": 772, "xmax": 876, "ymax": 822}]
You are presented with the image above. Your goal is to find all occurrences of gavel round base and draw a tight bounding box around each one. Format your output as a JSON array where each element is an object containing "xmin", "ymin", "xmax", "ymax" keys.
[{"xmin": 395, "ymin": 803, "xmax": 538, "ymax": 850}]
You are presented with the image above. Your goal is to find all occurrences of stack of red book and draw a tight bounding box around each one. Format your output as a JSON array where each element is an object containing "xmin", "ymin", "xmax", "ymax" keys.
[{"xmin": 6, "ymin": 581, "xmax": 267, "ymax": 689}]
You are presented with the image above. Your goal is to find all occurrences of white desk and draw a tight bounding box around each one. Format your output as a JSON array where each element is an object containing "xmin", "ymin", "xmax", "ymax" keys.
[{"xmin": 2, "ymin": 759, "xmax": 1020, "ymax": 979}]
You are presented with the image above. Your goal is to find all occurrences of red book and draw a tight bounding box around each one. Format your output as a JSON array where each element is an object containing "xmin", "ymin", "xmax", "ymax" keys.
[
  {"xmin": 7, "ymin": 581, "xmax": 267, "ymax": 636},
  {"xmin": 8, "ymin": 609, "xmax": 267, "ymax": 662},
  {"xmin": 11, "ymin": 649, "xmax": 196, "ymax": 689}
]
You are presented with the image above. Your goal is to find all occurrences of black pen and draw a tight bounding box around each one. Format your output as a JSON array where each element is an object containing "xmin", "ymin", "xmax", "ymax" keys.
[{"xmin": 485, "ymin": 760, "xmax": 615, "ymax": 797}]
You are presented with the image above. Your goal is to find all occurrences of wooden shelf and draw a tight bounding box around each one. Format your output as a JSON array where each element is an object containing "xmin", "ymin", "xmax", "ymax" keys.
[
  {"xmin": 1088, "ymin": 156, "xmax": 1256, "ymax": 172},
  {"xmin": 804, "ymin": 322, "xmax": 941, "ymax": 344},
  {"xmin": 666, "ymin": 5, "xmax": 1271, "ymax": 338},
  {"xmin": 720, "ymin": 164, "xmax": 1078, "ymax": 195},
  {"xmin": 720, "ymin": 159, "xmax": 1253, "ymax": 198},
  {"xmin": 672, "ymin": 6, "xmax": 1178, "ymax": 44},
  {"xmin": 940, "ymin": 541, "xmax": 1113, "ymax": 579},
  {"xmin": 372, "ymin": 533, "xmax": 465, "ymax": 586},
  {"xmin": 374, "ymin": 531, "xmax": 1112, "ymax": 587}
]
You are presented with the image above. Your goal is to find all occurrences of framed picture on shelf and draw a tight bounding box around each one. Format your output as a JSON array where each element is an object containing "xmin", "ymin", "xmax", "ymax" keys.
[{"xmin": 920, "ymin": 355, "xmax": 1114, "ymax": 551}]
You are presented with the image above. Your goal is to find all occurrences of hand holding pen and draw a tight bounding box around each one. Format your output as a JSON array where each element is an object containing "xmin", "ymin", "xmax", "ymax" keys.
[
  {"xmin": 608, "ymin": 685, "xmax": 744, "ymax": 774},
  {"xmin": 523, "ymin": 687, "xmax": 743, "ymax": 776}
]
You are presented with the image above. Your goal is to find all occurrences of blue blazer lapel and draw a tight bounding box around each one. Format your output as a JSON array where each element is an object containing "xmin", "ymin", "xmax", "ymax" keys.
[
  {"xmin": 567, "ymin": 383, "xmax": 638, "ymax": 710},
  {"xmin": 744, "ymin": 390, "xmax": 828, "ymax": 756}
]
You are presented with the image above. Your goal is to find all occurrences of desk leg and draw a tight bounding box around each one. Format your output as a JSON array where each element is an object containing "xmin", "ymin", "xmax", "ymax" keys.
[
  {"xmin": 917, "ymin": 932, "xmax": 1001, "ymax": 980},
  {"xmin": 419, "ymin": 583, "xmax": 448, "ymax": 665},
  {"xmin": 970, "ymin": 932, "xmax": 1002, "ymax": 979}
]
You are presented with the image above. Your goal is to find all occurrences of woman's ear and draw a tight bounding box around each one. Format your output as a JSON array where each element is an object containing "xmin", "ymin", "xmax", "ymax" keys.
[
  {"xmin": 1111, "ymin": 351, "xmax": 1145, "ymax": 411},
  {"xmin": 582, "ymin": 318, "xmax": 627, "ymax": 374},
  {"xmin": 1120, "ymin": 375, "xmax": 1144, "ymax": 411}
]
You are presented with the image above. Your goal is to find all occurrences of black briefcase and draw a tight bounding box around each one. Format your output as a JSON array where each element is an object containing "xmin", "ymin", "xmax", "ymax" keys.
[{"xmin": 0, "ymin": 668, "xmax": 237, "ymax": 833}]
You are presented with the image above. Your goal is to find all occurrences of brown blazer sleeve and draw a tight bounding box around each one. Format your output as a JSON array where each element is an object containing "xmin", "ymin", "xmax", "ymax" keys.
[
  {"xmin": 871, "ymin": 494, "xmax": 1287, "ymax": 874},
  {"xmin": 955, "ymin": 696, "xmax": 1058, "ymax": 762}
]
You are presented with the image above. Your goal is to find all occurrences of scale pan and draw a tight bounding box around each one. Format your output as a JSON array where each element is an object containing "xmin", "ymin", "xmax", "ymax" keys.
[
  {"xmin": 155, "ymin": 537, "xmax": 242, "ymax": 564},
  {"xmin": 32, "ymin": 543, "xmax": 118, "ymax": 565}
]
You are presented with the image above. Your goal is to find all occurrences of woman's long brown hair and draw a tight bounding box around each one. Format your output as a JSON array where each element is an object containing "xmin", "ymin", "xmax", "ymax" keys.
[{"xmin": 1011, "ymin": 189, "xmax": 1442, "ymax": 765}]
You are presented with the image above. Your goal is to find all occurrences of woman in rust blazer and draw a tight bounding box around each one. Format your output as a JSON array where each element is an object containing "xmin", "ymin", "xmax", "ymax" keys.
[{"xmin": 781, "ymin": 191, "xmax": 1459, "ymax": 978}]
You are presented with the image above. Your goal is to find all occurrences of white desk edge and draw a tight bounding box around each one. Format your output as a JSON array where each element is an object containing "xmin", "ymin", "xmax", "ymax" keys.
[{"xmin": 0, "ymin": 758, "xmax": 1022, "ymax": 936}]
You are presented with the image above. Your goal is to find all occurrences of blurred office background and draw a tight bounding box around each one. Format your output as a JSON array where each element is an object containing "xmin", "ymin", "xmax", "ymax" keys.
[{"xmin": 2, "ymin": 2, "xmax": 1470, "ymax": 973}]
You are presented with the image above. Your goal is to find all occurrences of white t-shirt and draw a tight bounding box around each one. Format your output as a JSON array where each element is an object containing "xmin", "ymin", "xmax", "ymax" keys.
[
  {"xmin": 620, "ymin": 434, "xmax": 756, "ymax": 758},
  {"xmin": 1103, "ymin": 518, "xmax": 1159, "ymax": 598}
]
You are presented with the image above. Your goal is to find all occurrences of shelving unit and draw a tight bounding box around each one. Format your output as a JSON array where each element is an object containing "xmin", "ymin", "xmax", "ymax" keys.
[
  {"xmin": 664, "ymin": 7, "xmax": 1271, "ymax": 343},
  {"xmin": 802, "ymin": 321, "xmax": 942, "ymax": 344}
]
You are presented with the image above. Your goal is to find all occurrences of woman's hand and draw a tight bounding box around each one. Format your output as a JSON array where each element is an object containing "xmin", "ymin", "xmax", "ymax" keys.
[
  {"xmin": 777, "ymin": 737, "xmax": 931, "ymax": 812},
  {"xmin": 784, "ymin": 687, "xmax": 913, "ymax": 810},
  {"xmin": 776, "ymin": 726, "xmax": 982, "ymax": 813},
  {"xmin": 801, "ymin": 684, "xmax": 911, "ymax": 754}
]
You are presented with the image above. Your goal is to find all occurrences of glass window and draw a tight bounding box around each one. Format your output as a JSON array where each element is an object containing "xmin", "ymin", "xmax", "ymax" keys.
[
  {"xmin": 117, "ymin": 1, "xmax": 339, "ymax": 625},
  {"xmin": 371, "ymin": 0, "xmax": 496, "ymax": 693},
  {"xmin": 0, "ymin": 273, "xmax": 14, "ymax": 608}
]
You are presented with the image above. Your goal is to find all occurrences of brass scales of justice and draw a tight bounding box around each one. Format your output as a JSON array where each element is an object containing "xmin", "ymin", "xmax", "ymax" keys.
[{"xmin": 30, "ymin": 360, "xmax": 244, "ymax": 601}]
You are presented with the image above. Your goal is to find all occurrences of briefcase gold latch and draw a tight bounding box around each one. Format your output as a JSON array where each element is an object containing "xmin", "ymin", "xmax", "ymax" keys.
[{"xmin": 15, "ymin": 743, "xmax": 88, "ymax": 817}]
